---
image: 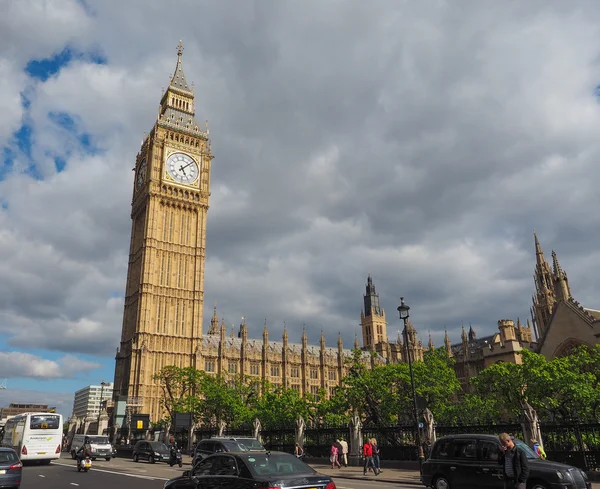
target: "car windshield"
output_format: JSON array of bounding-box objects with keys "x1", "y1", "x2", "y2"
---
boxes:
[
  {"x1": 514, "y1": 439, "x2": 539, "y2": 460},
  {"x1": 244, "y1": 453, "x2": 314, "y2": 476},
  {"x1": 223, "y1": 441, "x2": 249, "y2": 451},
  {"x1": 236, "y1": 439, "x2": 264, "y2": 450},
  {"x1": 149, "y1": 442, "x2": 169, "y2": 452},
  {"x1": 88, "y1": 436, "x2": 109, "y2": 444}
]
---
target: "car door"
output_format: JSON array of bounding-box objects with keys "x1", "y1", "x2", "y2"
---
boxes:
[
  {"x1": 211, "y1": 455, "x2": 256, "y2": 489},
  {"x1": 191, "y1": 456, "x2": 222, "y2": 489},
  {"x1": 446, "y1": 438, "x2": 479, "y2": 489},
  {"x1": 477, "y1": 439, "x2": 504, "y2": 488}
]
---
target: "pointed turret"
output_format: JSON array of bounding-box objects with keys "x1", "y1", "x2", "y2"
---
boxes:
[
  {"x1": 282, "y1": 322, "x2": 288, "y2": 345},
  {"x1": 354, "y1": 334, "x2": 360, "y2": 350},
  {"x1": 428, "y1": 333, "x2": 434, "y2": 351},
  {"x1": 337, "y1": 332, "x2": 343, "y2": 349},
  {"x1": 468, "y1": 325, "x2": 476, "y2": 342},
  {"x1": 302, "y1": 327, "x2": 308, "y2": 348},
  {"x1": 219, "y1": 321, "x2": 226, "y2": 342},
  {"x1": 551, "y1": 250, "x2": 572, "y2": 301},
  {"x1": 532, "y1": 232, "x2": 557, "y2": 335},
  {"x1": 170, "y1": 40, "x2": 191, "y2": 92},
  {"x1": 320, "y1": 330, "x2": 326, "y2": 350},
  {"x1": 208, "y1": 305, "x2": 219, "y2": 335},
  {"x1": 240, "y1": 317, "x2": 248, "y2": 342},
  {"x1": 262, "y1": 319, "x2": 268, "y2": 343},
  {"x1": 461, "y1": 324, "x2": 468, "y2": 342},
  {"x1": 444, "y1": 329, "x2": 452, "y2": 357},
  {"x1": 157, "y1": 40, "x2": 206, "y2": 137}
]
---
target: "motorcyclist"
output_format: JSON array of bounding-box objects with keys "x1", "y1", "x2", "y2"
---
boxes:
[
  {"x1": 169, "y1": 438, "x2": 180, "y2": 465},
  {"x1": 76, "y1": 437, "x2": 93, "y2": 467}
]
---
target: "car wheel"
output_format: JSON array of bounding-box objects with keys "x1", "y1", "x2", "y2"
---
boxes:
[
  {"x1": 433, "y1": 475, "x2": 451, "y2": 489},
  {"x1": 529, "y1": 481, "x2": 549, "y2": 489},
  {"x1": 178, "y1": 461, "x2": 182, "y2": 467},
  {"x1": 133, "y1": 454, "x2": 139, "y2": 462},
  {"x1": 149, "y1": 455, "x2": 155, "y2": 464}
]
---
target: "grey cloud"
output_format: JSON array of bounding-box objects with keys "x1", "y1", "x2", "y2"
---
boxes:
[{"x1": 1, "y1": 0, "x2": 600, "y2": 373}]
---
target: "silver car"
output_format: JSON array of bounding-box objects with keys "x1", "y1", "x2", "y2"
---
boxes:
[{"x1": 0, "y1": 447, "x2": 22, "y2": 488}]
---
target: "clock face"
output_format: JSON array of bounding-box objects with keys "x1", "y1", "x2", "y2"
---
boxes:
[
  {"x1": 136, "y1": 159, "x2": 147, "y2": 190},
  {"x1": 166, "y1": 152, "x2": 199, "y2": 185}
]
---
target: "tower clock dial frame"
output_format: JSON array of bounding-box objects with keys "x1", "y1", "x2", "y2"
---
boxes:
[
  {"x1": 165, "y1": 151, "x2": 200, "y2": 186},
  {"x1": 136, "y1": 158, "x2": 147, "y2": 191}
]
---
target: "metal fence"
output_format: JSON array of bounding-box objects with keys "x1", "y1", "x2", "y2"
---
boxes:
[
  {"x1": 190, "y1": 421, "x2": 600, "y2": 471},
  {"x1": 541, "y1": 423, "x2": 600, "y2": 470}
]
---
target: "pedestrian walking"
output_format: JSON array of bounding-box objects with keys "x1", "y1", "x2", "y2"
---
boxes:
[
  {"x1": 339, "y1": 438, "x2": 348, "y2": 467},
  {"x1": 372, "y1": 437, "x2": 381, "y2": 472},
  {"x1": 294, "y1": 443, "x2": 304, "y2": 458},
  {"x1": 363, "y1": 438, "x2": 380, "y2": 476},
  {"x1": 498, "y1": 433, "x2": 529, "y2": 489},
  {"x1": 530, "y1": 439, "x2": 546, "y2": 460},
  {"x1": 330, "y1": 441, "x2": 342, "y2": 469}
]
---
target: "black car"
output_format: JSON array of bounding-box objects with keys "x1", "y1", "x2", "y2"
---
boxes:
[
  {"x1": 166, "y1": 451, "x2": 336, "y2": 489},
  {"x1": 0, "y1": 447, "x2": 22, "y2": 488},
  {"x1": 192, "y1": 438, "x2": 251, "y2": 466},
  {"x1": 132, "y1": 440, "x2": 171, "y2": 464},
  {"x1": 421, "y1": 434, "x2": 591, "y2": 489}
]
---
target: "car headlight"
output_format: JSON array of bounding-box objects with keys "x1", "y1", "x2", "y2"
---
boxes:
[
  {"x1": 556, "y1": 471, "x2": 564, "y2": 480},
  {"x1": 155, "y1": 452, "x2": 161, "y2": 456},
  {"x1": 91, "y1": 448, "x2": 97, "y2": 452}
]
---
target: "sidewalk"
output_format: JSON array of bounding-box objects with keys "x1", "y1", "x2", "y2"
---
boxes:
[{"x1": 298, "y1": 463, "x2": 422, "y2": 486}]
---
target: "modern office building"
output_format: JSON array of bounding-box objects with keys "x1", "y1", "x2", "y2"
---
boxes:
[{"x1": 72, "y1": 382, "x2": 113, "y2": 419}]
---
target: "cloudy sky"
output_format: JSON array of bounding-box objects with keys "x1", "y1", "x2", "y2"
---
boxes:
[{"x1": 1, "y1": 0, "x2": 600, "y2": 417}]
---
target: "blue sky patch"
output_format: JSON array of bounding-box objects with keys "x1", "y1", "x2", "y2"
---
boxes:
[
  {"x1": 55, "y1": 157, "x2": 67, "y2": 173},
  {"x1": 25, "y1": 49, "x2": 73, "y2": 82},
  {"x1": 25, "y1": 47, "x2": 107, "y2": 82}
]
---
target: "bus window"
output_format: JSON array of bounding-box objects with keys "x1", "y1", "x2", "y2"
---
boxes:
[{"x1": 30, "y1": 415, "x2": 60, "y2": 430}]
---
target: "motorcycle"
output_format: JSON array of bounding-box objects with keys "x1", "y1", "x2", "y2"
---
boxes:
[
  {"x1": 77, "y1": 457, "x2": 92, "y2": 472},
  {"x1": 169, "y1": 447, "x2": 183, "y2": 468}
]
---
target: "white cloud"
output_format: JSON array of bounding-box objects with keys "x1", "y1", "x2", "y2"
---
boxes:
[{"x1": 0, "y1": 352, "x2": 100, "y2": 380}]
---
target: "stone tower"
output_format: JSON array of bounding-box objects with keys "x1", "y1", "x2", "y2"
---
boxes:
[
  {"x1": 531, "y1": 232, "x2": 573, "y2": 340},
  {"x1": 360, "y1": 275, "x2": 388, "y2": 350},
  {"x1": 113, "y1": 41, "x2": 213, "y2": 421}
]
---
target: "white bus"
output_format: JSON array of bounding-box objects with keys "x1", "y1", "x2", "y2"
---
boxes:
[{"x1": 1, "y1": 412, "x2": 63, "y2": 463}]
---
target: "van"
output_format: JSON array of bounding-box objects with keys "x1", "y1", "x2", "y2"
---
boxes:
[{"x1": 70, "y1": 434, "x2": 113, "y2": 461}]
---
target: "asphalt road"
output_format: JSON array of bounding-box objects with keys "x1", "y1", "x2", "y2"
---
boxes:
[{"x1": 18, "y1": 457, "x2": 425, "y2": 489}]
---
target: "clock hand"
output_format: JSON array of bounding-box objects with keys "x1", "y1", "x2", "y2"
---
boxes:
[
  {"x1": 179, "y1": 165, "x2": 188, "y2": 176},
  {"x1": 181, "y1": 161, "x2": 195, "y2": 170}
]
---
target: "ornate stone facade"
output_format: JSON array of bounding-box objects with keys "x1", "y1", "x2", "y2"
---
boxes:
[{"x1": 203, "y1": 310, "x2": 376, "y2": 399}]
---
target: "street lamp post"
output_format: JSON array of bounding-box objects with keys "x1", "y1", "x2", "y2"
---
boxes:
[
  {"x1": 97, "y1": 380, "x2": 106, "y2": 435},
  {"x1": 397, "y1": 297, "x2": 424, "y2": 474}
]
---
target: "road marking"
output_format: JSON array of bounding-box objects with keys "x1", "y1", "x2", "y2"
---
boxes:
[
  {"x1": 70, "y1": 484, "x2": 79, "y2": 487},
  {"x1": 38, "y1": 475, "x2": 46, "y2": 478},
  {"x1": 51, "y1": 462, "x2": 169, "y2": 481}
]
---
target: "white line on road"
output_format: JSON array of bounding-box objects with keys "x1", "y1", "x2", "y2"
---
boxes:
[
  {"x1": 51, "y1": 462, "x2": 169, "y2": 481},
  {"x1": 38, "y1": 475, "x2": 46, "y2": 477},
  {"x1": 70, "y1": 484, "x2": 79, "y2": 486}
]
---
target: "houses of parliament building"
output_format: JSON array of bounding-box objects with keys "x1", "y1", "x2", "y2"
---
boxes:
[{"x1": 112, "y1": 43, "x2": 600, "y2": 423}]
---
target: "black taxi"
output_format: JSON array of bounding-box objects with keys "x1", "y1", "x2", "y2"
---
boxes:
[{"x1": 421, "y1": 434, "x2": 591, "y2": 489}]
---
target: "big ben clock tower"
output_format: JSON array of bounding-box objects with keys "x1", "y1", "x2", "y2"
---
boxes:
[{"x1": 113, "y1": 41, "x2": 212, "y2": 422}]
